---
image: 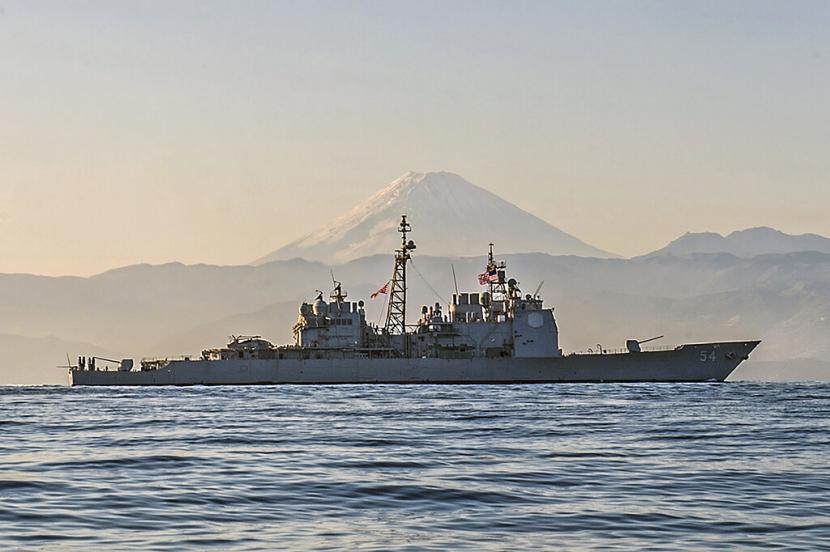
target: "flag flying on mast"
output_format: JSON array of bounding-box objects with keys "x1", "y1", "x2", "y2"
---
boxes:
[
  {"x1": 478, "y1": 269, "x2": 499, "y2": 285},
  {"x1": 370, "y1": 281, "x2": 390, "y2": 300}
]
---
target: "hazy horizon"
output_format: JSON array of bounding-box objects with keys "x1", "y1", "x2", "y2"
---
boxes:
[{"x1": 2, "y1": 1, "x2": 829, "y2": 276}]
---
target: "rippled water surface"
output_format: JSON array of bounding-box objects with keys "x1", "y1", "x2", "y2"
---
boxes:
[{"x1": 1, "y1": 384, "x2": 829, "y2": 550}]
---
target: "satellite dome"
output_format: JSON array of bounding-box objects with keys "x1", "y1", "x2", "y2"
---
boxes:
[{"x1": 313, "y1": 298, "x2": 328, "y2": 316}]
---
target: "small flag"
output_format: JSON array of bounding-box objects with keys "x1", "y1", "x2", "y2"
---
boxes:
[
  {"x1": 478, "y1": 270, "x2": 499, "y2": 285},
  {"x1": 371, "y1": 281, "x2": 390, "y2": 300}
]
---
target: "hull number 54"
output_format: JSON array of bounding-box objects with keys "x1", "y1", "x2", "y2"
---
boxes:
[{"x1": 699, "y1": 350, "x2": 716, "y2": 362}]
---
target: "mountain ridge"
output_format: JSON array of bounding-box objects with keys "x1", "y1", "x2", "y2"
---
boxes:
[{"x1": 643, "y1": 227, "x2": 830, "y2": 259}]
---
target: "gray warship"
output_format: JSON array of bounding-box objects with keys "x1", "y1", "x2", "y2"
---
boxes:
[{"x1": 70, "y1": 216, "x2": 759, "y2": 386}]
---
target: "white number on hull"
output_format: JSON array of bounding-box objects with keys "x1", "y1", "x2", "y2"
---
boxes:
[{"x1": 699, "y1": 350, "x2": 716, "y2": 362}]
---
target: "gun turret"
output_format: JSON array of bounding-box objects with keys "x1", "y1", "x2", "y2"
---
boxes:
[{"x1": 626, "y1": 335, "x2": 664, "y2": 353}]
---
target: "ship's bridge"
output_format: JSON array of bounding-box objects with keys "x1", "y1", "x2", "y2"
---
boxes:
[{"x1": 293, "y1": 288, "x2": 367, "y2": 349}]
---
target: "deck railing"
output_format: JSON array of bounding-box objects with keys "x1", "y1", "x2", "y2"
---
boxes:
[{"x1": 571, "y1": 344, "x2": 677, "y2": 355}]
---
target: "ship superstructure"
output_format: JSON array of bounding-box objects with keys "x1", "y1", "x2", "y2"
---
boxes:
[
  {"x1": 70, "y1": 216, "x2": 760, "y2": 385},
  {"x1": 286, "y1": 216, "x2": 561, "y2": 362}
]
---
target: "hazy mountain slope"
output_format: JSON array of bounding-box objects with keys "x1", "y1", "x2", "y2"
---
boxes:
[
  {"x1": 733, "y1": 359, "x2": 830, "y2": 382},
  {"x1": 2, "y1": 250, "x2": 830, "y2": 383},
  {"x1": 0, "y1": 334, "x2": 122, "y2": 385},
  {"x1": 151, "y1": 300, "x2": 299, "y2": 356},
  {"x1": 255, "y1": 171, "x2": 616, "y2": 264},
  {"x1": 0, "y1": 259, "x2": 330, "y2": 352},
  {"x1": 644, "y1": 227, "x2": 830, "y2": 258}
]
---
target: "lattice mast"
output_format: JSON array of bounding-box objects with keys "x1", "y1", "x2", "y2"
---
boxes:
[
  {"x1": 384, "y1": 215, "x2": 416, "y2": 338},
  {"x1": 486, "y1": 243, "x2": 508, "y2": 314}
]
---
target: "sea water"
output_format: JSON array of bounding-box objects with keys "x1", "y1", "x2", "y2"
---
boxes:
[{"x1": 1, "y1": 383, "x2": 828, "y2": 550}]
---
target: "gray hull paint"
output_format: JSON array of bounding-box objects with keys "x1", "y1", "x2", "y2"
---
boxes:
[{"x1": 70, "y1": 341, "x2": 759, "y2": 386}]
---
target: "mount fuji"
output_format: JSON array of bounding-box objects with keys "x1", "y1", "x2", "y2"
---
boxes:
[{"x1": 254, "y1": 171, "x2": 616, "y2": 264}]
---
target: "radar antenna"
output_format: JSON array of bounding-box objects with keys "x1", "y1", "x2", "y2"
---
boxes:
[
  {"x1": 384, "y1": 215, "x2": 416, "y2": 344},
  {"x1": 330, "y1": 269, "x2": 346, "y2": 303}
]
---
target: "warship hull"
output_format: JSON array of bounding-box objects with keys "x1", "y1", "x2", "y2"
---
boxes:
[{"x1": 70, "y1": 341, "x2": 759, "y2": 386}]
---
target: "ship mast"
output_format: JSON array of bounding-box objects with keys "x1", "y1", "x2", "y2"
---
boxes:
[
  {"x1": 486, "y1": 243, "x2": 507, "y2": 319},
  {"x1": 384, "y1": 215, "x2": 415, "y2": 340},
  {"x1": 487, "y1": 242, "x2": 496, "y2": 299}
]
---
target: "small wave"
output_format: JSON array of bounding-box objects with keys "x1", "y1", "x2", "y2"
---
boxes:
[
  {"x1": 0, "y1": 479, "x2": 69, "y2": 492},
  {"x1": 42, "y1": 454, "x2": 196, "y2": 470}
]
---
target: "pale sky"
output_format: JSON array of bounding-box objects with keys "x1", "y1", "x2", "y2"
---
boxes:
[{"x1": 1, "y1": 0, "x2": 828, "y2": 276}]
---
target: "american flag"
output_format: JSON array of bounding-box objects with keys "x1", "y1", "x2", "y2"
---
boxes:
[
  {"x1": 370, "y1": 281, "x2": 390, "y2": 300},
  {"x1": 478, "y1": 270, "x2": 499, "y2": 285}
]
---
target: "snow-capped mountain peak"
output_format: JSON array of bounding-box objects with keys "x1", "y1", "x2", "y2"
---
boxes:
[{"x1": 254, "y1": 171, "x2": 617, "y2": 264}]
